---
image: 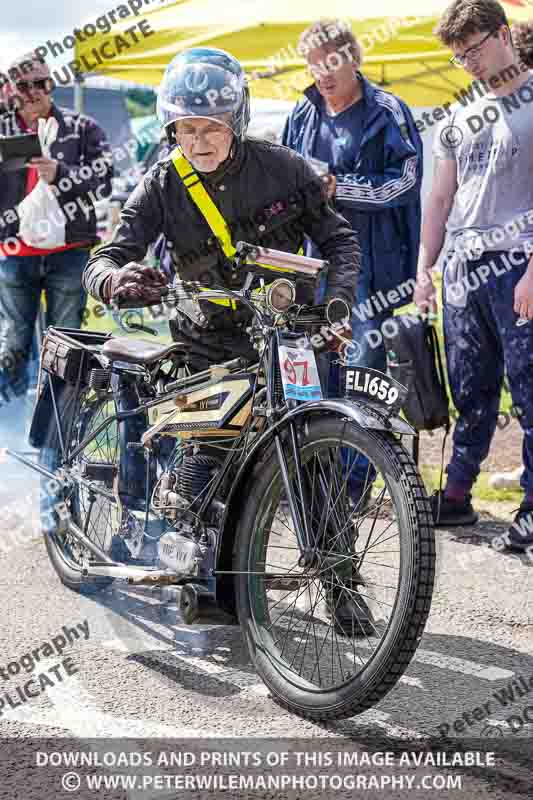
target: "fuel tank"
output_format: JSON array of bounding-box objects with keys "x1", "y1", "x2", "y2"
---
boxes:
[{"x1": 145, "y1": 373, "x2": 256, "y2": 440}]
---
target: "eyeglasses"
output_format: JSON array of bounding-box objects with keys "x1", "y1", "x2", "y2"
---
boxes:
[
  {"x1": 15, "y1": 79, "x2": 50, "y2": 94},
  {"x1": 176, "y1": 124, "x2": 230, "y2": 140},
  {"x1": 449, "y1": 30, "x2": 497, "y2": 67}
]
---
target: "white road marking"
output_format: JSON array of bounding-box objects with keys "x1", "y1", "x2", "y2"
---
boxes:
[
  {"x1": 101, "y1": 642, "x2": 269, "y2": 696},
  {"x1": 175, "y1": 654, "x2": 426, "y2": 714},
  {"x1": 3, "y1": 657, "x2": 217, "y2": 800},
  {"x1": 101, "y1": 637, "x2": 173, "y2": 653},
  {"x1": 486, "y1": 718, "x2": 533, "y2": 732},
  {"x1": 104, "y1": 642, "x2": 271, "y2": 697},
  {"x1": 245, "y1": 684, "x2": 271, "y2": 697},
  {"x1": 2, "y1": 658, "x2": 212, "y2": 738},
  {"x1": 102, "y1": 623, "x2": 510, "y2": 718},
  {"x1": 175, "y1": 654, "x2": 266, "y2": 693},
  {"x1": 93, "y1": 614, "x2": 513, "y2": 744},
  {"x1": 349, "y1": 640, "x2": 514, "y2": 681},
  {"x1": 277, "y1": 614, "x2": 514, "y2": 680},
  {"x1": 412, "y1": 650, "x2": 514, "y2": 681},
  {"x1": 347, "y1": 709, "x2": 429, "y2": 740},
  {"x1": 5, "y1": 635, "x2": 512, "y2": 748},
  {"x1": 175, "y1": 655, "x2": 226, "y2": 674},
  {"x1": 398, "y1": 675, "x2": 425, "y2": 689},
  {"x1": 344, "y1": 652, "x2": 425, "y2": 689}
]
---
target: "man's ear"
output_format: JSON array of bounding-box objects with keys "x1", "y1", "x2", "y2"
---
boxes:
[
  {"x1": 501, "y1": 25, "x2": 511, "y2": 46},
  {"x1": 167, "y1": 124, "x2": 177, "y2": 145}
]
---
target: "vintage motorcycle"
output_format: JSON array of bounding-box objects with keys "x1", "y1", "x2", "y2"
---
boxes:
[{"x1": 9, "y1": 243, "x2": 435, "y2": 721}]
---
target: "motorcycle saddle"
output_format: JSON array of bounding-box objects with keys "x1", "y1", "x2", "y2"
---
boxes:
[{"x1": 102, "y1": 337, "x2": 191, "y2": 366}]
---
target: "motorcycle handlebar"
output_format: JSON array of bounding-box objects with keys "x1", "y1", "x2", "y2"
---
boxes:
[
  {"x1": 290, "y1": 298, "x2": 350, "y2": 326},
  {"x1": 109, "y1": 283, "x2": 350, "y2": 329},
  {"x1": 110, "y1": 287, "x2": 170, "y2": 311}
]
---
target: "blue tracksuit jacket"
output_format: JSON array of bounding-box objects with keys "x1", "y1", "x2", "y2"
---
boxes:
[{"x1": 282, "y1": 74, "x2": 423, "y2": 310}]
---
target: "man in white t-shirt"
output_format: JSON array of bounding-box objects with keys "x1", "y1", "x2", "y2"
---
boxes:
[{"x1": 414, "y1": 0, "x2": 533, "y2": 553}]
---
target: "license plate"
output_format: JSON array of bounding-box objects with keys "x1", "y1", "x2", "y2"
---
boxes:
[
  {"x1": 344, "y1": 366, "x2": 407, "y2": 409},
  {"x1": 278, "y1": 344, "x2": 323, "y2": 402}
]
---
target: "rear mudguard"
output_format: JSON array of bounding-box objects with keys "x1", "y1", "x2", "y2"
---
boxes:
[{"x1": 214, "y1": 398, "x2": 416, "y2": 616}]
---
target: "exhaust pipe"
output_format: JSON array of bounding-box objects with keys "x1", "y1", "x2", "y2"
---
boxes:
[
  {"x1": 83, "y1": 562, "x2": 179, "y2": 584},
  {"x1": 179, "y1": 583, "x2": 234, "y2": 624}
]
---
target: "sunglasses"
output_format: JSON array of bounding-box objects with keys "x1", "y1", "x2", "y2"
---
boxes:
[{"x1": 15, "y1": 79, "x2": 50, "y2": 94}]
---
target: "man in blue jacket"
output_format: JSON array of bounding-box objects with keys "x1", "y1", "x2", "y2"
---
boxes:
[{"x1": 283, "y1": 18, "x2": 423, "y2": 502}]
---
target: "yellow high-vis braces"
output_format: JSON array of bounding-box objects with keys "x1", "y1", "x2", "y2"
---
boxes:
[{"x1": 172, "y1": 148, "x2": 295, "y2": 310}]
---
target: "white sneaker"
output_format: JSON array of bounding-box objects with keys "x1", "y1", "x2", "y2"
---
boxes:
[{"x1": 488, "y1": 467, "x2": 522, "y2": 490}]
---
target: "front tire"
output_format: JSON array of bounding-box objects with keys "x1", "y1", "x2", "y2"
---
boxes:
[{"x1": 234, "y1": 415, "x2": 435, "y2": 720}]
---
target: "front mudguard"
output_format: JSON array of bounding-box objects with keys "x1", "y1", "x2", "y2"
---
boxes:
[
  {"x1": 213, "y1": 397, "x2": 415, "y2": 616},
  {"x1": 307, "y1": 398, "x2": 416, "y2": 437},
  {"x1": 225, "y1": 397, "x2": 415, "y2": 523}
]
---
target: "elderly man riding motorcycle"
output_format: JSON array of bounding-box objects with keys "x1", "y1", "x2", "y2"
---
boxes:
[
  {"x1": 83, "y1": 47, "x2": 360, "y2": 369},
  {"x1": 81, "y1": 47, "x2": 371, "y2": 633}
]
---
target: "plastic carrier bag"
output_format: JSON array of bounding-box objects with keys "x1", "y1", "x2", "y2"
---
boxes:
[{"x1": 17, "y1": 116, "x2": 66, "y2": 249}]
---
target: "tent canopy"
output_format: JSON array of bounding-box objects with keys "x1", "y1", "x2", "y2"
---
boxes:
[{"x1": 75, "y1": 0, "x2": 533, "y2": 106}]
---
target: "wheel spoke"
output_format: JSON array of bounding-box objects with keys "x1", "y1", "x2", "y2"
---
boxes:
[{"x1": 58, "y1": 394, "x2": 121, "y2": 570}]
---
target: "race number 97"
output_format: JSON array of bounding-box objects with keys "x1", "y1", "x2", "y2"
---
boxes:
[{"x1": 283, "y1": 357, "x2": 309, "y2": 386}]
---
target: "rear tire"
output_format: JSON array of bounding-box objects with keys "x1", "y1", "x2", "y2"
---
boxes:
[
  {"x1": 42, "y1": 389, "x2": 120, "y2": 593},
  {"x1": 234, "y1": 415, "x2": 435, "y2": 720}
]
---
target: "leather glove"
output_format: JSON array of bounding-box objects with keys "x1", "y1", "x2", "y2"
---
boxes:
[
  {"x1": 327, "y1": 322, "x2": 352, "y2": 353},
  {"x1": 103, "y1": 263, "x2": 167, "y2": 306}
]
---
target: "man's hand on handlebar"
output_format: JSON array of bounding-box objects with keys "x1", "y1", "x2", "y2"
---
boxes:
[
  {"x1": 327, "y1": 319, "x2": 352, "y2": 353},
  {"x1": 104, "y1": 263, "x2": 168, "y2": 307}
]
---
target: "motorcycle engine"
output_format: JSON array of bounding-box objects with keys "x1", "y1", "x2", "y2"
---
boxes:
[
  {"x1": 158, "y1": 528, "x2": 216, "y2": 575},
  {"x1": 154, "y1": 450, "x2": 222, "y2": 576},
  {"x1": 155, "y1": 452, "x2": 222, "y2": 521}
]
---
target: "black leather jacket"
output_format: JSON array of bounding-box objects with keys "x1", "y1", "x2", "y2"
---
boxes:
[{"x1": 83, "y1": 137, "x2": 360, "y2": 325}]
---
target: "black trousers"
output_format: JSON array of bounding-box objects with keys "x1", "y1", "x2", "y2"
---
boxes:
[{"x1": 170, "y1": 315, "x2": 258, "y2": 372}]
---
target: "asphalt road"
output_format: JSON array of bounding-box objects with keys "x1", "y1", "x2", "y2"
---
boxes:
[{"x1": 0, "y1": 402, "x2": 532, "y2": 800}]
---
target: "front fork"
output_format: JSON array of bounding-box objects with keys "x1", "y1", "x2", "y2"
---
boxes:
[{"x1": 268, "y1": 334, "x2": 352, "y2": 568}]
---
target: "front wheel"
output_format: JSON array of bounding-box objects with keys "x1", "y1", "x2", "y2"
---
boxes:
[{"x1": 234, "y1": 415, "x2": 435, "y2": 720}]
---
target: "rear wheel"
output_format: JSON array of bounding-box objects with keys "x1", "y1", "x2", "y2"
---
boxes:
[
  {"x1": 234, "y1": 415, "x2": 435, "y2": 720},
  {"x1": 42, "y1": 389, "x2": 125, "y2": 592}
]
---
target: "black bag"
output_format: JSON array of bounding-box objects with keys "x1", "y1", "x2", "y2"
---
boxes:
[
  {"x1": 30, "y1": 327, "x2": 112, "y2": 449},
  {"x1": 382, "y1": 314, "x2": 450, "y2": 431},
  {"x1": 40, "y1": 327, "x2": 113, "y2": 384},
  {"x1": 41, "y1": 329, "x2": 86, "y2": 384}
]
